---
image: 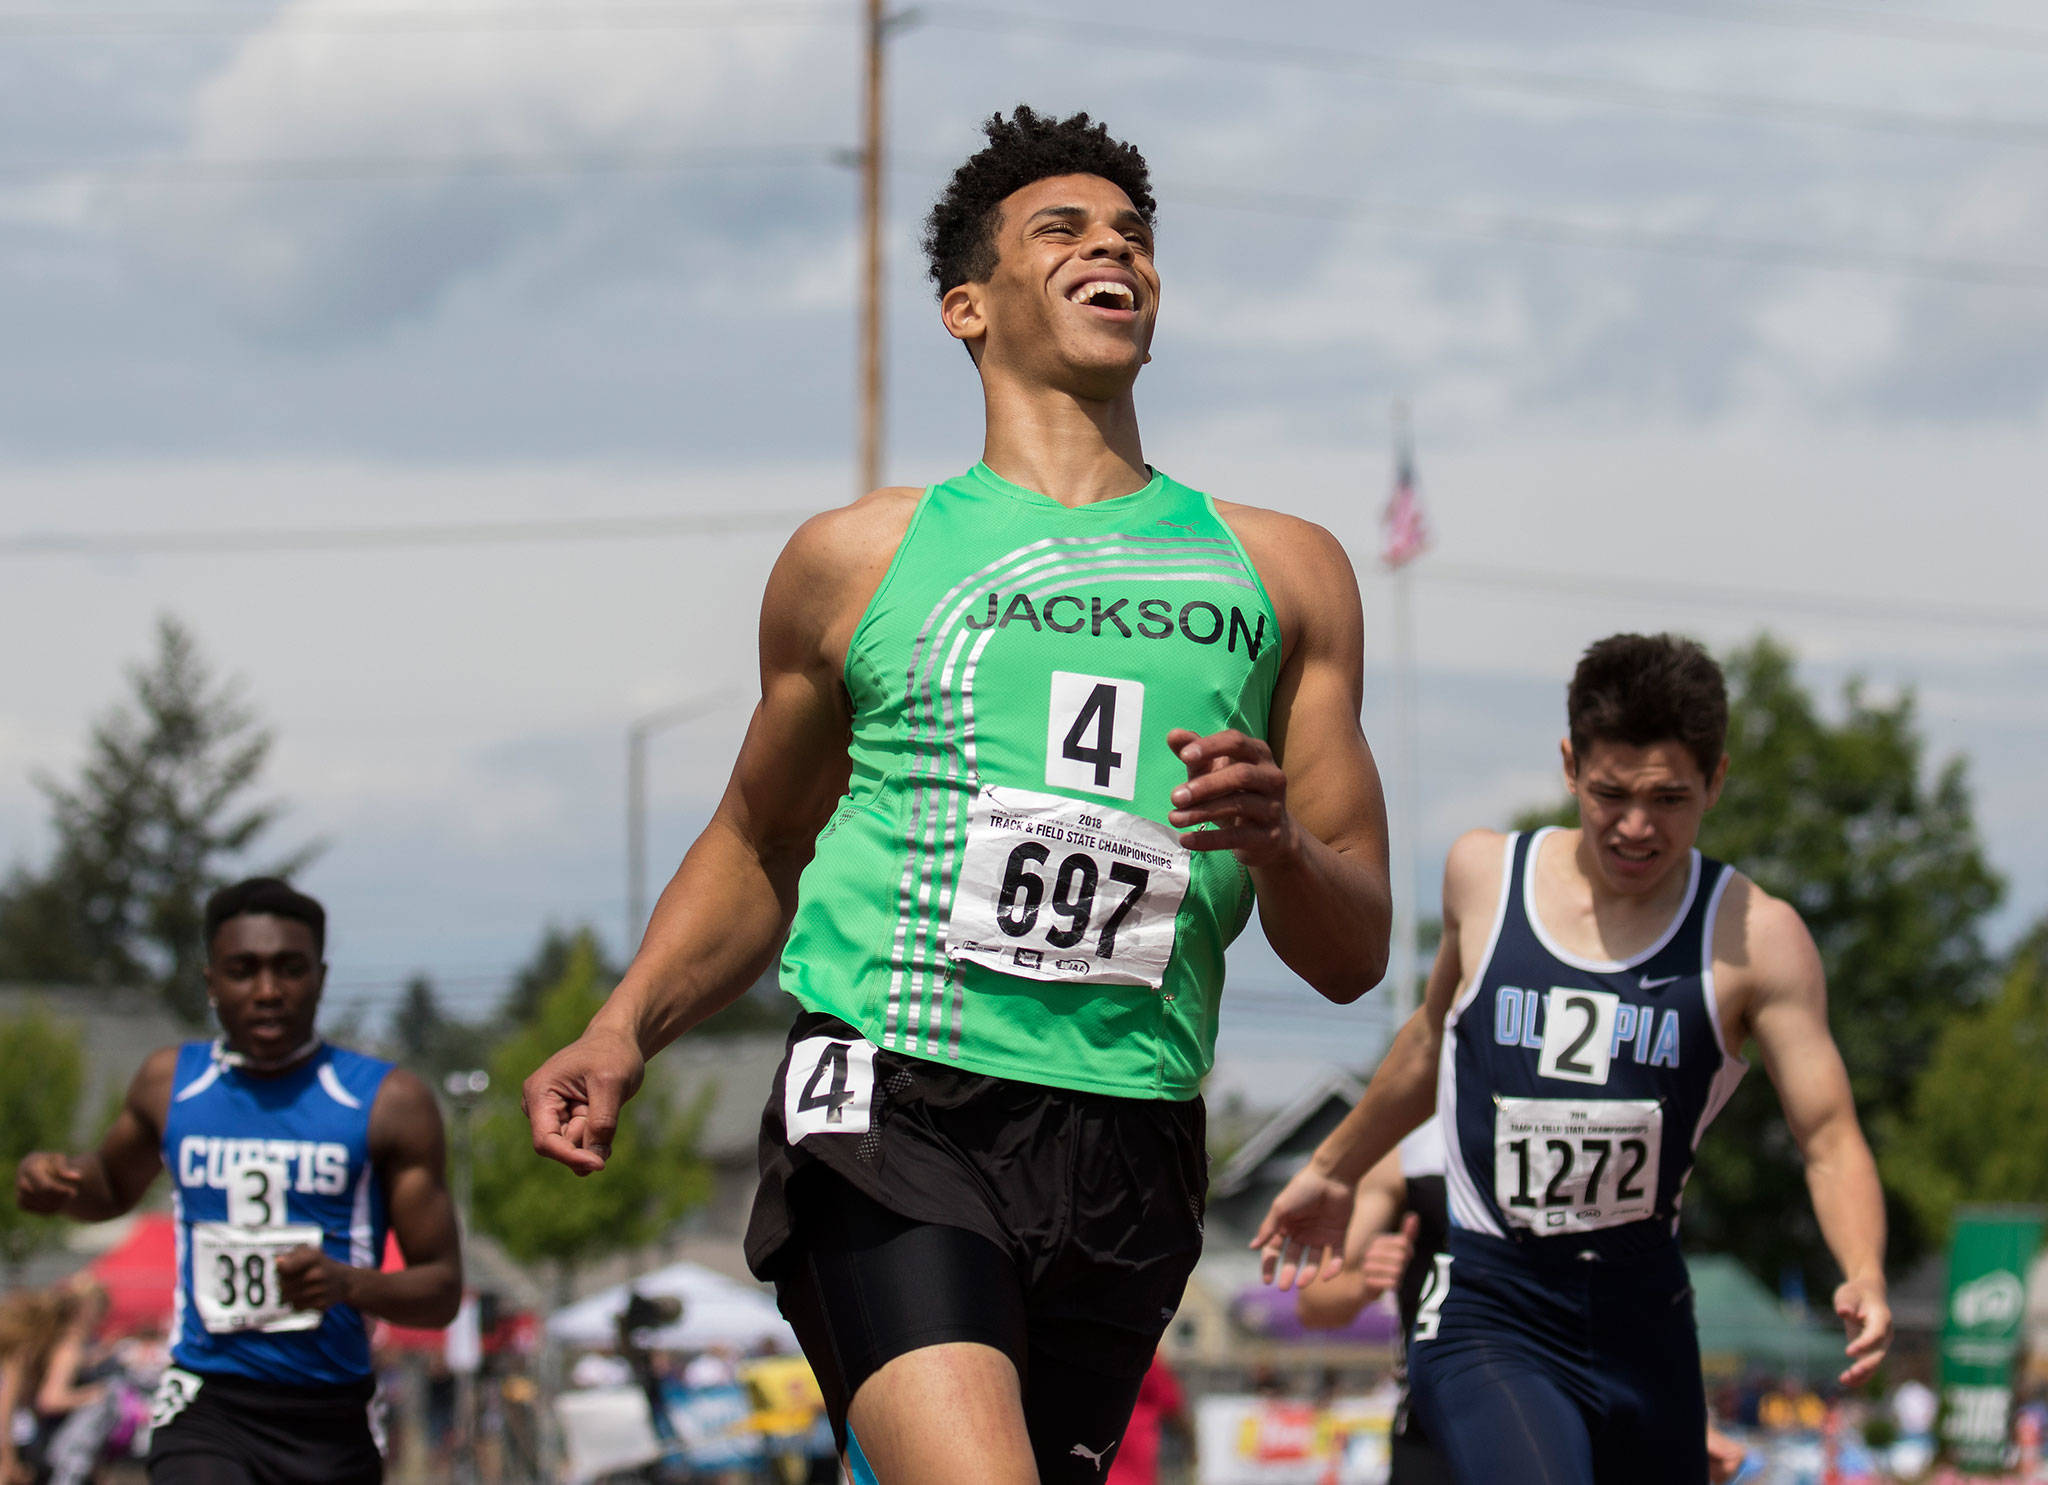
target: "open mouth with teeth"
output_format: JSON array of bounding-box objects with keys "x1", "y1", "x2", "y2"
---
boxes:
[{"x1": 1068, "y1": 280, "x2": 1137, "y2": 312}]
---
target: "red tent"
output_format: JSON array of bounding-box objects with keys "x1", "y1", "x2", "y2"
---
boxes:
[{"x1": 86, "y1": 1213, "x2": 178, "y2": 1337}]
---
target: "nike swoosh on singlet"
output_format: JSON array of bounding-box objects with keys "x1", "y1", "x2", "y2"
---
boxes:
[{"x1": 1639, "y1": 974, "x2": 1681, "y2": 990}]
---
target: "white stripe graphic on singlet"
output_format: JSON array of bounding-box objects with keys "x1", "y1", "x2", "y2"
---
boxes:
[
  {"x1": 319, "y1": 1062, "x2": 363, "y2": 1109},
  {"x1": 1439, "y1": 833, "x2": 1518, "y2": 1239},
  {"x1": 173, "y1": 1062, "x2": 221, "y2": 1103},
  {"x1": 349, "y1": 1162, "x2": 375, "y2": 1267},
  {"x1": 880, "y1": 532, "x2": 1249, "y2": 1048},
  {"x1": 929, "y1": 558, "x2": 1259, "y2": 1054},
  {"x1": 885, "y1": 539, "x2": 1251, "y2": 1047},
  {"x1": 1677, "y1": 866, "x2": 1748, "y2": 1227},
  {"x1": 169, "y1": 1185, "x2": 187, "y2": 1346},
  {"x1": 894, "y1": 549, "x2": 1258, "y2": 1053}
]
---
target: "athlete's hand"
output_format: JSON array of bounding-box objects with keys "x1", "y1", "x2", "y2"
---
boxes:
[
  {"x1": 1356, "y1": 1213, "x2": 1421, "y2": 1300},
  {"x1": 1705, "y1": 1425, "x2": 1747, "y2": 1483},
  {"x1": 14, "y1": 1152, "x2": 83, "y2": 1215},
  {"x1": 1165, "y1": 729, "x2": 1299, "y2": 868},
  {"x1": 1833, "y1": 1275, "x2": 1891, "y2": 1387},
  {"x1": 1251, "y1": 1161, "x2": 1355, "y2": 1290},
  {"x1": 275, "y1": 1246, "x2": 355, "y2": 1312},
  {"x1": 523, "y1": 1024, "x2": 646, "y2": 1176}
]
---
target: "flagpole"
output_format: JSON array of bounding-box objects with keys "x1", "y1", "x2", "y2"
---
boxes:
[{"x1": 1387, "y1": 401, "x2": 1422, "y2": 1032}]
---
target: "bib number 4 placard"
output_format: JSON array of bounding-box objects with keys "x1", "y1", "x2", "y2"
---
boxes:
[
  {"x1": 1045, "y1": 672, "x2": 1143, "y2": 801},
  {"x1": 944, "y1": 786, "x2": 1189, "y2": 988}
]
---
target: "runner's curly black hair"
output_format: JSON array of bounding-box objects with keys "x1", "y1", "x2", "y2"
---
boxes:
[{"x1": 923, "y1": 106, "x2": 1155, "y2": 299}]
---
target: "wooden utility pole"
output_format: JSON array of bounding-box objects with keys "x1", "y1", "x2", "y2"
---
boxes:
[{"x1": 858, "y1": 0, "x2": 885, "y2": 494}]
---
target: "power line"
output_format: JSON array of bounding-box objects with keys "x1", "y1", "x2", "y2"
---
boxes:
[
  {"x1": 0, "y1": 509, "x2": 809, "y2": 556},
  {"x1": 6, "y1": 508, "x2": 2043, "y2": 637},
  {"x1": 7, "y1": 141, "x2": 2039, "y2": 291},
  {"x1": 924, "y1": 5, "x2": 2048, "y2": 150},
  {"x1": 1164, "y1": 179, "x2": 2048, "y2": 290},
  {"x1": 11, "y1": 2, "x2": 2048, "y2": 151},
  {"x1": 0, "y1": 2, "x2": 843, "y2": 35},
  {"x1": 0, "y1": 146, "x2": 838, "y2": 183},
  {"x1": 1554, "y1": 0, "x2": 2048, "y2": 55},
  {"x1": 1408, "y1": 561, "x2": 2048, "y2": 635}
]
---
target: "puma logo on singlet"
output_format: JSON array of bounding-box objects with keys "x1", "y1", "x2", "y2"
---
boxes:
[
  {"x1": 1070, "y1": 1441, "x2": 1113, "y2": 1470},
  {"x1": 1155, "y1": 519, "x2": 1197, "y2": 532}
]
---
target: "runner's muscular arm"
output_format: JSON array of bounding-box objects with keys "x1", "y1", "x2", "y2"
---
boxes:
[
  {"x1": 1253, "y1": 831, "x2": 1499, "y2": 1287},
  {"x1": 524, "y1": 491, "x2": 916, "y2": 1175},
  {"x1": 277, "y1": 1069, "x2": 463, "y2": 1327},
  {"x1": 13, "y1": 1047, "x2": 173, "y2": 1223},
  {"x1": 1178, "y1": 512, "x2": 1390, "y2": 1000},
  {"x1": 1729, "y1": 879, "x2": 1890, "y2": 1387}
]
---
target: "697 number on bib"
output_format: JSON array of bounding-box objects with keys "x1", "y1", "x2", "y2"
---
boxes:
[{"x1": 944, "y1": 786, "x2": 1189, "y2": 988}]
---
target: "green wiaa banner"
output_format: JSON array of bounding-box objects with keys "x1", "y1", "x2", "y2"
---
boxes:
[{"x1": 1938, "y1": 1206, "x2": 2043, "y2": 1473}]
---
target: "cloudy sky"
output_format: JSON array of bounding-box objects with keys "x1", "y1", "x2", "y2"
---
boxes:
[{"x1": 3, "y1": 0, "x2": 2044, "y2": 1100}]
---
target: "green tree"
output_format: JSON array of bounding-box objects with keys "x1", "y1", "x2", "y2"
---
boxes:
[
  {"x1": 500, "y1": 926, "x2": 617, "y2": 1027},
  {"x1": 0, "y1": 617, "x2": 312, "y2": 1021},
  {"x1": 1517, "y1": 636, "x2": 2003, "y2": 1285},
  {"x1": 469, "y1": 939, "x2": 710, "y2": 1297},
  {"x1": 1884, "y1": 920, "x2": 2048, "y2": 1241},
  {"x1": 0, "y1": 1009, "x2": 86, "y2": 1282},
  {"x1": 389, "y1": 974, "x2": 494, "y2": 1083},
  {"x1": 501, "y1": 923, "x2": 795, "y2": 1036}
]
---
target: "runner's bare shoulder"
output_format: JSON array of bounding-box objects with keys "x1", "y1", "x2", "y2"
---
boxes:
[
  {"x1": 129, "y1": 1044, "x2": 184, "y2": 1130},
  {"x1": 1209, "y1": 502, "x2": 1355, "y2": 658},
  {"x1": 766, "y1": 487, "x2": 924, "y2": 666},
  {"x1": 1444, "y1": 828, "x2": 1511, "y2": 923}
]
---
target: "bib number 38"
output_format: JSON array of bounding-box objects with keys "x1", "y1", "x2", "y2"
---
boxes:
[{"x1": 944, "y1": 786, "x2": 1189, "y2": 988}]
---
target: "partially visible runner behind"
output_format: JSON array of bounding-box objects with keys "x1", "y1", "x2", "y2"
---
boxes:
[
  {"x1": 1255, "y1": 634, "x2": 1889, "y2": 1485},
  {"x1": 1298, "y1": 1119, "x2": 1750, "y2": 1484},
  {"x1": 1294, "y1": 1120, "x2": 1451, "y2": 1485},
  {"x1": 524, "y1": 106, "x2": 1393, "y2": 1484},
  {"x1": 15, "y1": 878, "x2": 463, "y2": 1485}
]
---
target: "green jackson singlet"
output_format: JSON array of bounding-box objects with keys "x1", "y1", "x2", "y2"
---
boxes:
[{"x1": 780, "y1": 462, "x2": 1283, "y2": 1099}]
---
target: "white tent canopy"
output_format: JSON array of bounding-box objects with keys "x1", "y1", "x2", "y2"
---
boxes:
[{"x1": 545, "y1": 1262, "x2": 798, "y2": 1355}]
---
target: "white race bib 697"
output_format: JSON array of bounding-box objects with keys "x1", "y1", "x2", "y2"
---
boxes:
[
  {"x1": 1493, "y1": 1097, "x2": 1662, "y2": 1236},
  {"x1": 191, "y1": 1223, "x2": 324, "y2": 1334},
  {"x1": 943, "y1": 786, "x2": 1188, "y2": 988}
]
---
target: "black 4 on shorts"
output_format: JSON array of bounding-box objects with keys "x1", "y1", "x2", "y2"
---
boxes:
[
  {"x1": 147, "y1": 1367, "x2": 382, "y2": 1485},
  {"x1": 745, "y1": 1011, "x2": 1207, "y2": 1483}
]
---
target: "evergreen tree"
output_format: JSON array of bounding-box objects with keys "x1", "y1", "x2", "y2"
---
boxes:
[{"x1": 0, "y1": 617, "x2": 312, "y2": 1021}]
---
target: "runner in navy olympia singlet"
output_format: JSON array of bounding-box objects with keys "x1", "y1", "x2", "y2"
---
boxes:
[
  {"x1": 15, "y1": 879, "x2": 462, "y2": 1485},
  {"x1": 1254, "y1": 634, "x2": 1891, "y2": 1485}
]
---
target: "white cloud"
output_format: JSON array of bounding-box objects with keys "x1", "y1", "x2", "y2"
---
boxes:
[{"x1": 122, "y1": 1, "x2": 857, "y2": 335}]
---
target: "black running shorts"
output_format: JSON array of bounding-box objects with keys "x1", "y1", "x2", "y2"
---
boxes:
[
  {"x1": 745, "y1": 1011, "x2": 1207, "y2": 1480},
  {"x1": 147, "y1": 1367, "x2": 382, "y2": 1485}
]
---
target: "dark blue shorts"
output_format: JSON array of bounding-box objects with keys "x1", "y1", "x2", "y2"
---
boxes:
[{"x1": 1408, "y1": 1230, "x2": 1706, "y2": 1485}]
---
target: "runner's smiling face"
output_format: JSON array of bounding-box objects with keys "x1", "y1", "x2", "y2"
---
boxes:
[
  {"x1": 207, "y1": 913, "x2": 325, "y2": 1061},
  {"x1": 1562, "y1": 737, "x2": 1727, "y2": 896},
  {"x1": 944, "y1": 173, "x2": 1159, "y2": 399}
]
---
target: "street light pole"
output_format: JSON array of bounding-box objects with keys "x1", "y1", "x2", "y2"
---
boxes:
[{"x1": 625, "y1": 691, "x2": 738, "y2": 955}]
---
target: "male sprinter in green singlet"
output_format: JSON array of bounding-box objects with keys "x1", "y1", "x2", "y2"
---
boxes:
[{"x1": 524, "y1": 107, "x2": 1393, "y2": 1484}]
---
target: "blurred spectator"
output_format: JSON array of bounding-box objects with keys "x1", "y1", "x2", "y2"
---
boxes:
[
  {"x1": 0, "y1": 1281, "x2": 106, "y2": 1485},
  {"x1": 1105, "y1": 1356, "x2": 1186, "y2": 1485},
  {"x1": 1890, "y1": 1375, "x2": 1937, "y2": 1437}
]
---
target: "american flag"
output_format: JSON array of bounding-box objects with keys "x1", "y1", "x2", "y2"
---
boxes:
[{"x1": 1379, "y1": 432, "x2": 1430, "y2": 570}]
